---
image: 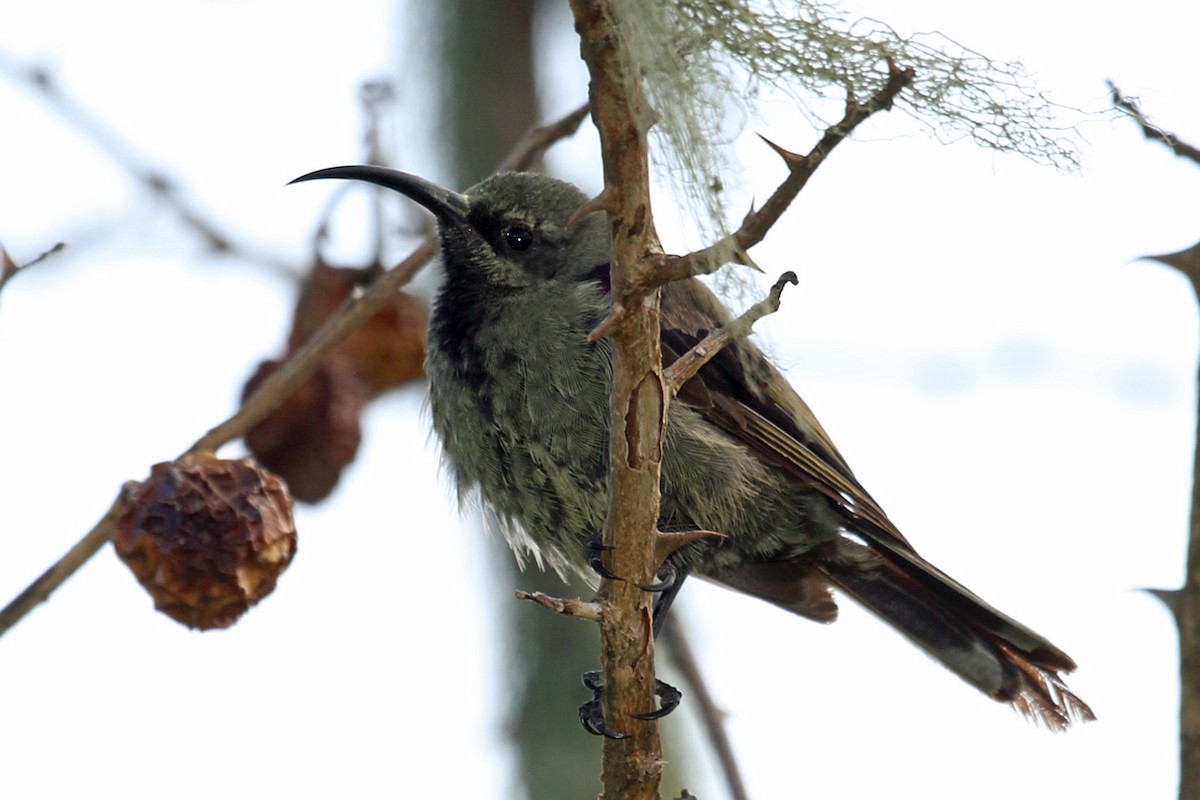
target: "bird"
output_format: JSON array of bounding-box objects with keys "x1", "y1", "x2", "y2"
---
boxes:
[{"x1": 290, "y1": 165, "x2": 1095, "y2": 731}]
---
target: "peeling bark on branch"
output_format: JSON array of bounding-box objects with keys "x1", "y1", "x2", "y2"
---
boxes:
[{"x1": 570, "y1": 0, "x2": 669, "y2": 796}]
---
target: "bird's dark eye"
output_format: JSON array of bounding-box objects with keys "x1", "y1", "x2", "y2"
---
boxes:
[{"x1": 505, "y1": 226, "x2": 533, "y2": 252}]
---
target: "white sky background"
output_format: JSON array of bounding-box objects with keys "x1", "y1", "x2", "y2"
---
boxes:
[{"x1": 0, "y1": 1, "x2": 1197, "y2": 798}]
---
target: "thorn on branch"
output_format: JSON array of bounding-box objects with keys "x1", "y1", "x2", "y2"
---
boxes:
[
  {"x1": 516, "y1": 590, "x2": 603, "y2": 622},
  {"x1": 1141, "y1": 240, "x2": 1200, "y2": 286},
  {"x1": 757, "y1": 133, "x2": 806, "y2": 169},
  {"x1": 588, "y1": 305, "x2": 626, "y2": 342},
  {"x1": 568, "y1": 184, "x2": 619, "y2": 229},
  {"x1": 1140, "y1": 586, "x2": 1181, "y2": 623},
  {"x1": 656, "y1": 530, "x2": 725, "y2": 565},
  {"x1": 664, "y1": 271, "x2": 799, "y2": 396},
  {"x1": 740, "y1": 200, "x2": 756, "y2": 228}
]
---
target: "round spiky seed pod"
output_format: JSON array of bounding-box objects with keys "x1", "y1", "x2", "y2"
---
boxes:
[{"x1": 114, "y1": 453, "x2": 297, "y2": 630}]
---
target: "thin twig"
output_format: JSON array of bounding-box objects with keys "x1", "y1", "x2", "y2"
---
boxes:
[
  {"x1": 660, "y1": 615, "x2": 748, "y2": 800},
  {"x1": 0, "y1": 57, "x2": 296, "y2": 278},
  {"x1": 0, "y1": 483, "x2": 135, "y2": 635},
  {"x1": 360, "y1": 80, "x2": 397, "y2": 269},
  {"x1": 0, "y1": 103, "x2": 590, "y2": 638},
  {"x1": 188, "y1": 240, "x2": 435, "y2": 454},
  {"x1": 496, "y1": 103, "x2": 590, "y2": 172},
  {"x1": 515, "y1": 591, "x2": 603, "y2": 622},
  {"x1": 1110, "y1": 80, "x2": 1200, "y2": 166},
  {"x1": 652, "y1": 61, "x2": 914, "y2": 285},
  {"x1": 0, "y1": 241, "x2": 66, "y2": 297},
  {"x1": 664, "y1": 271, "x2": 798, "y2": 396}
]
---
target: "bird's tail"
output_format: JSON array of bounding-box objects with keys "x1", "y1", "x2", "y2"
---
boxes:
[
  {"x1": 715, "y1": 534, "x2": 1094, "y2": 729},
  {"x1": 816, "y1": 534, "x2": 1094, "y2": 729}
]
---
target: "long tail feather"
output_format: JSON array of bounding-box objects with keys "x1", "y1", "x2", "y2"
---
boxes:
[{"x1": 814, "y1": 536, "x2": 1095, "y2": 729}]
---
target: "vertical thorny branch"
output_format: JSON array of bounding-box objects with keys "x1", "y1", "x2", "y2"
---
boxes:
[
  {"x1": 1112, "y1": 81, "x2": 1200, "y2": 800},
  {"x1": 570, "y1": 1, "x2": 671, "y2": 797}
]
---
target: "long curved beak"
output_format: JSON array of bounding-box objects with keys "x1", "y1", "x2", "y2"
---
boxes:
[{"x1": 289, "y1": 166, "x2": 470, "y2": 224}]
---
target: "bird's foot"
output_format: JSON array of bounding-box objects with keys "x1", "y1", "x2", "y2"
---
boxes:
[
  {"x1": 586, "y1": 533, "x2": 622, "y2": 581},
  {"x1": 578, "y1": 669, "x2": 682, "y2": 738}
]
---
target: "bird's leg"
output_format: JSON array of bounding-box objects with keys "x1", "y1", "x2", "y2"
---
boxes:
[
  {"x1": 639, "y1": 566, "x2": 686, "y2": 718},
  {"x1": 577, "y1": 566, "x2": 689, "y2": 737}
]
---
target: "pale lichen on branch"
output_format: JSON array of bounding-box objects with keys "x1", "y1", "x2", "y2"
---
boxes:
[{"x1": 615, "y1": 0, "x2": 1082, "y2": 244}]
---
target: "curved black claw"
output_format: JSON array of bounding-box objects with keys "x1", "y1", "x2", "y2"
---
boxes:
[
  {"x1": 578, "y1": 671, "x2": 681, "y2": 735},
  {"x1": 637, "y1": 561, "x2": 678, "y2": 593},
  {"x1": 587, "y1": 533, "x2": 622, "y2": 581},
  {"x1": 579, "y1": 670, "x2": 627, "y2": 739},
  {"x1": 582, "y1": 669, "x2": 605, "y2": 692},
  {"x1": 632, "y1": 678, "x2": 682, "y2": 721}
]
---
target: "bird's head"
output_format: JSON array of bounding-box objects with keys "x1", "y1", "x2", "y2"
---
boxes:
[{"x1": 290, "y1": 167, "x2": 610, "y2": 289}]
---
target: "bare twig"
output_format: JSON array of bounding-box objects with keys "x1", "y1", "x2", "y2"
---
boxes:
[
  {"x1": 664, "y1": 272, "x2": 798, "y2": 396},
  {"x1": 660, "y1": 616, "x2": 748, "y2": 800},
  {"x1": 497, "y1": 103, "x2": 590, "y2": 173},
  {"x1": 1110, "y1": 81, "x2": 1200, "y2": 166},
  {"x1": 516, "y1": 591, "x2": 603, "y2": 622},
  {"x1": 0, "y1": 241, "x2": 66, "y2": 297},
  {"x1": 652, "y1": 61, "x2": 914, "y2": 285},
  {"x1": 188, "y1": 240, "x2": 435, "y2": 454},
  {"x1": 360, "y1": 80, "x2": 398, "y2": 269},
  {"x1": 0, "y1": 103, "x2": 590, "y2": 638},
  {"x1": 0, "y1": 483, "x2": 135, "y2": 635},
  {"x1": 0, "y1": 58, "x2": 296, "y2": 277}
]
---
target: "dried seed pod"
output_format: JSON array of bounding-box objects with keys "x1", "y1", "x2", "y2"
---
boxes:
[
  {"x1": 114, "y1": 454, "x2": 297, "y2": 630},
  {"x1": 242, "y1": 355, "x2": 368, "y2": 503},
  {"x1": 288, "y1": 261, "x2": 427, "y2": 394}
]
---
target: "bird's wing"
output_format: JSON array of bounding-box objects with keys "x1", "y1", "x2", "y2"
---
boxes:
[
  {"x1": 659, "y1": 279, "x2": 1094, "y2": 731},
  {"x1": 660, "y1": 278, "x2": 912, "y2": 551}
]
